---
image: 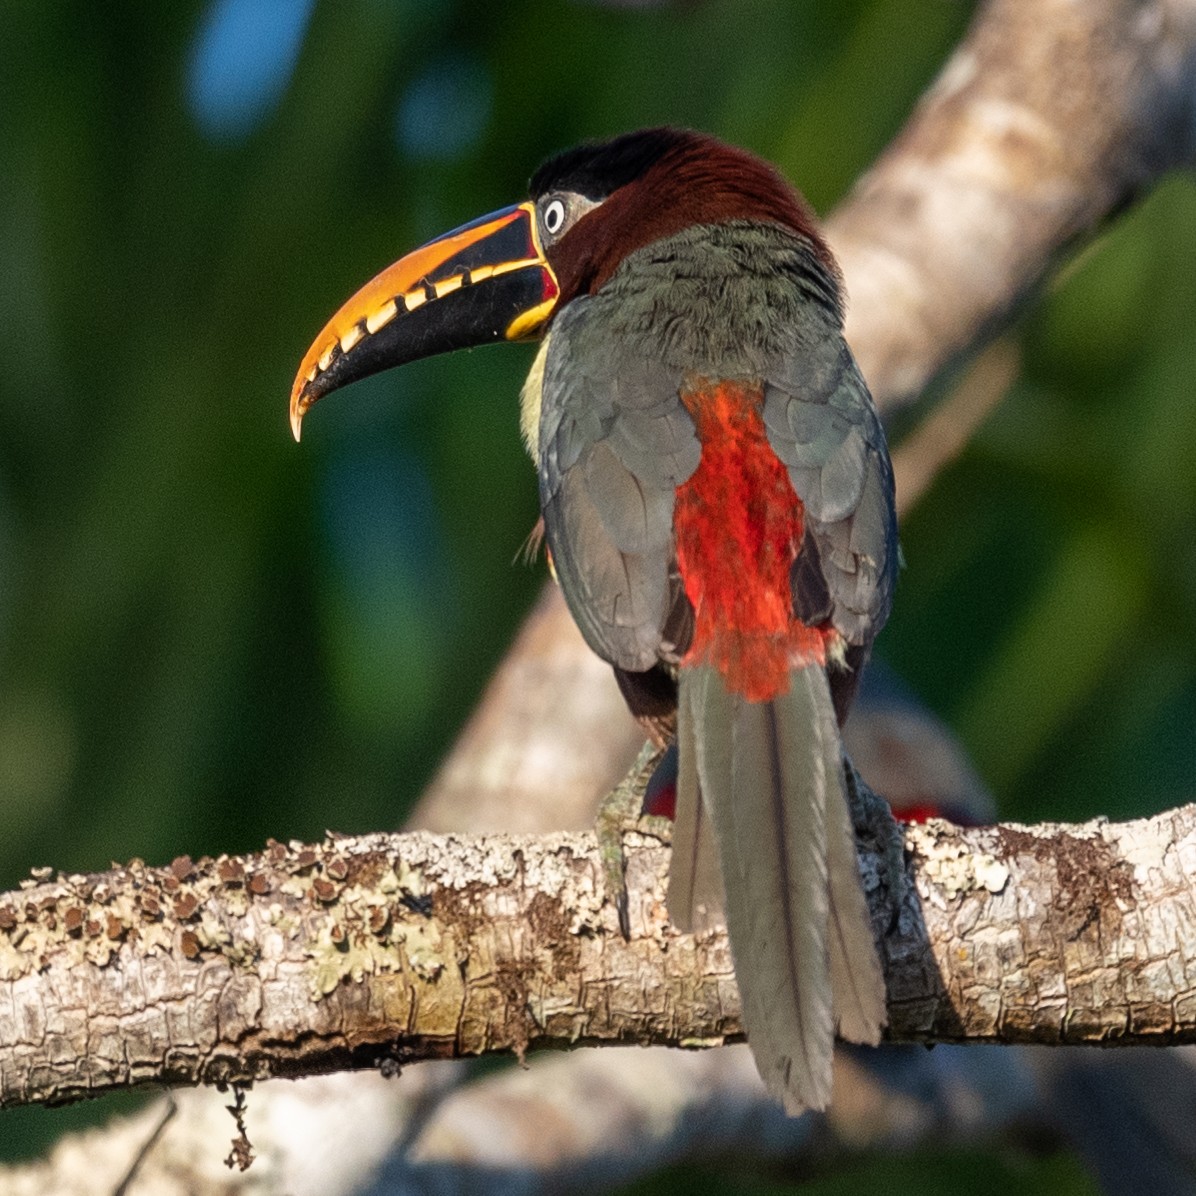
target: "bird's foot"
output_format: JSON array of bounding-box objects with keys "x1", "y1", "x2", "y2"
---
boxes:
[
  {"x1": 595, "y1": 741, "x2": 671, "y2": 940},
  {"x1": 844, "y1": 758, "x2": 909, "y2": 934}
]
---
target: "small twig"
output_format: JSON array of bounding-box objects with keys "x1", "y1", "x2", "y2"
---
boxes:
[
  {"x1": 223, "y1": 1085, "x2": 255, "y2": 1173},
  {"x1": 112, "y1": 1092, "x2": 176, "y2": 1196},
  {"x1": 892, "y1": 337, "x2": 1021, "y2": 519}
]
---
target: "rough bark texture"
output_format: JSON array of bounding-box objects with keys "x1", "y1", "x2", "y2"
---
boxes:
[{"x1": 4, "y1": 800, "x2": 1196, "y2": 1108}]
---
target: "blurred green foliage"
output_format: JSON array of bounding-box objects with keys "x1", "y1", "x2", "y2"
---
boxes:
[
  {"x1": 0, "y1": 0, "x2": 1192, "y2": 1179},
  {"x1": 892, "y1": 177, "x2": 1196, "y2": 821}
]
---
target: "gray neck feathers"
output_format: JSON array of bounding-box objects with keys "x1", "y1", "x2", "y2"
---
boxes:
[{"x1": 593, "y1": 221, "x2": 843, "y2": 379}]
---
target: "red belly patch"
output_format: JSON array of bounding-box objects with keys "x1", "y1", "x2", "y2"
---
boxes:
[{"x1": 673, "y1": 380, "x2": 833, "y2": 702}]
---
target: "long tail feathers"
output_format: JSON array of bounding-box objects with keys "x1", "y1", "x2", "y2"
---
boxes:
[
  {"x1": 667, "y1": 663, "x2": 886, "y2": 1114},
  {"x1": 667, "y1": 688, "x2": 724, "y2": 931}
]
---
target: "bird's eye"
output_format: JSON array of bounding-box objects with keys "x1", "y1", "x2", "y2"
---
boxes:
[{"x1": 542, "y1": 198, "x2": 566, "y2": 237}]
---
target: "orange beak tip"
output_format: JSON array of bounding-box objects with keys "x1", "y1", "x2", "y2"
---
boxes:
[{"x1": 289, "y1": 386, "x2": 307, "y2": 443}]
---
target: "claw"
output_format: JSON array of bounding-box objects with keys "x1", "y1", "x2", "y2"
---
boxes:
[
  {"x1": 595, "y1": 741, "x2": 669, "y2": 941},
  {"x1": 616, "y1": 890, "x2": 631, "y2": 941},
  {"x1": 843, "y1": 757, "x2": 907, "y2": 935}
]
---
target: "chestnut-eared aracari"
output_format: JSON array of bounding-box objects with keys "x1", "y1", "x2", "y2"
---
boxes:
[{"x1": 291, "y1": 128, "x2": 898, "y2": 1114}]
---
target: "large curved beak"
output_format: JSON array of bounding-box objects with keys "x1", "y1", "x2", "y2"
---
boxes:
[{"x1": 289, "y1": 201, "x2": 558, "y2": 440}]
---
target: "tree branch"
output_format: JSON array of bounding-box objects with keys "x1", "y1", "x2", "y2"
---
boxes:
[
  {"x1": 829, "y1": 0, "x2": 1196, "y2": 413},
  {"x1": 5, "y1": 798, "x2": 1196, "y2": 1107}
]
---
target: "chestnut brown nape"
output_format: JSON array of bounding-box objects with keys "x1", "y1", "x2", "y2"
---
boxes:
[{"x1": 539, "y1": 129, "x2": 836, "y2": 307}]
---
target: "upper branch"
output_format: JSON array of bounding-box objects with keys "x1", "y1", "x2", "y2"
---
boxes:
[{"x1": 827, "y1": 0, "x2": 1196, "y2": 412}]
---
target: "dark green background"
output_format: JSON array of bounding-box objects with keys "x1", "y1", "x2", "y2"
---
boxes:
[{"x1": 2, "y1": 1, "x2": 1192, "y2": 1187}]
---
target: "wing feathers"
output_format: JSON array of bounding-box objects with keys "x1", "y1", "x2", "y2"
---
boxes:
[
  {"x1": 762, "y1": 352, "x2": 896, "y2": 647},
  {"x1": 539, "y1": 298, "x2": 699, "y2": 671}
]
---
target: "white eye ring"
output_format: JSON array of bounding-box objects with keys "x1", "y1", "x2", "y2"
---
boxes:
[{"x1": 542, "y1": 198, "x2": 566, "y2": 236}]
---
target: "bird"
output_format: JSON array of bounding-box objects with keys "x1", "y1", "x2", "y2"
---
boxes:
[{"x1": 290, "y1": 127, "x2": 898, "y2": 1114}]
